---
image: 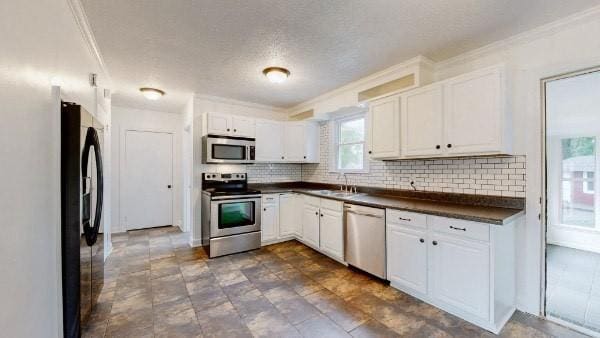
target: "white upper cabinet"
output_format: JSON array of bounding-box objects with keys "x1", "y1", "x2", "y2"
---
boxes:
[
  {"x1": 367, "y1": 95, "x2": 401, "y2": 159},
  {"x1": 206, "y1": 113, "x2": 231, "y2": 135},
  {"x1": 205, "y1": 113, "x2": 319, "y2": 163},
  {"x1": 205, "y1": 112, "x2": 255, "y2": 137},
  {"x1": 398, "y1": 65, "x2": 510, "y2": 159},
  {"x1": 283, "y1": 122, "x2": 320, "y2": 163},
  {"x1": 255, "y1": 120, "x2": 284, "y2": 162},
  {"x1": 231, "y1": 116, "x2": 255, "y2": 137},
  {"x1": 444, "y1": 66, "x2": 506, "y2": 155},
  {"x1": 401, "y1": 85, "x2": 444, "y2": 157}
]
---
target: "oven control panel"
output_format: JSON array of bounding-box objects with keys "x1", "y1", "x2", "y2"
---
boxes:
[{"x1": 204, "y1": 173, "x2": 246, "y2": 181}]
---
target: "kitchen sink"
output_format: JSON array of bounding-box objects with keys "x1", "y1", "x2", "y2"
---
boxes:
[{"x1": 308, "y1": 190, "x2": 366, "y2": 199}]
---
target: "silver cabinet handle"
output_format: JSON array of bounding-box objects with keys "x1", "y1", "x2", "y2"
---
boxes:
[
  {"x1": 398, "y1": 217, "x2": 411, "y2": 222},
  {"x1": 449, "y1": 226, "x2": 467, "y2": 231}
]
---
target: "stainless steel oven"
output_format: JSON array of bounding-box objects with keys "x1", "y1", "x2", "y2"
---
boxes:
[
  {"x1": 203, "y1": 135, "x2": 255, "y2": 164},
  {"x1": 210, "y1": 195, "x2": 261, "y2": 237}
]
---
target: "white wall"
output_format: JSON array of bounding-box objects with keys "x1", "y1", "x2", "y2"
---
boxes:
[
  {"x1": 111, "y1": 106, "x2": 183, "y2": 233},
  {"x1": 0, "y1": 0, "x2": 110, "y2": 336}
]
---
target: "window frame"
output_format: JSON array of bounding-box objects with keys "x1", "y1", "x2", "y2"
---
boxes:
[
  {"x1": 330, "y1": 113, "x2": 369, "y2": 174},
  {"x1": 554, "y1": 135, "x2": 599, "y2": 230}
]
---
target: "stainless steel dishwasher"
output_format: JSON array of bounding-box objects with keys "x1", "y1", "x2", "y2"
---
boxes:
[{"x1": 344, "y1": 204, "x2": 386, "y2": 279}]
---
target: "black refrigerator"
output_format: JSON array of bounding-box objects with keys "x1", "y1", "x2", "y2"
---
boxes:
[{"x1": 61, "y1": 102, "x2": 104, "y2": 338}]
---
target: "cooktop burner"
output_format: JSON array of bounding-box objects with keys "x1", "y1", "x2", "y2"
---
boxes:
[{"x1": 201, "y1": 172, "x2": 260, "y2": 198}]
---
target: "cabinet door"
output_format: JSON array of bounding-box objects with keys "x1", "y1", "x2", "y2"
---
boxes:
[
  {"x1": 387, "y1": 224, "x2": 427, "y2": 294},
  {"x1": 279, "y1": 194, "x2": 296, "y2": 237},
  {"x1": 402, "y1": 85, "x2": 444, "y2": 157},
  {"x1": 302, "y1": 204, "x2": 320, "y2": 248},
  {"x1": 444, "y1": 67, "x2": 503, "y2": 155},
  {"x1": 304, "y1": 122, "x2": 320, "y2": 163},
  {"x1": 284, "y1": 123, "x2": 305, "y2": 161},
  {"x1": 261, "y1": 203, "x2": 278, "y2": 243},
  {"x1": 232, "y1": 116, "x2": 256, "y2": 137},
  {"x1": 430, "y1": 233, "x2": 490, "y2": 320},
  {"x1": 367, "y1": 95, "x2": 401, "y2": 159},
  {"x1": 319, "y1": 208, "x2": 344, "y2": 260},
  {"x1": 255, "y1": 121, "x2": 284, "y2": 161},
  {"x1": 207, "y1": 113, "x2": 231, "y2": 135},
  {"x1": 293, "y1": 194, "x2": 304, "y2": 237}
]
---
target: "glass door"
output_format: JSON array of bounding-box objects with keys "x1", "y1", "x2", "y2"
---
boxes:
[
  {"x1": 544, "y1": 67, "x2": 600, "y2": 334},
  {"x1": 218, "y1": 201, "x2": 255, "y2": 228}
]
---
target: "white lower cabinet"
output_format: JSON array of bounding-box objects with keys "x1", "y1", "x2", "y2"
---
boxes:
[
  {"x1": 319, "y1": 208, "x2": 344, "y2": 261},
  {"x1": 279, "y1": 193, "x2": 297, "y2": 238},
  {"x1": 302, "y1": 202, "x2": 320, "y2": 248},
  {"x1": 430, "y1": 233, "x2": 490, "y2": 320},
  {"x1": 387, "y1": 224, "x2": 428, "y2": 295},
  {"x1": 261, "y1": 195, "x2": 279, "y2": 243},
  {"x1": 386, "y1": 210, "x2": 516, "y2": 334}
]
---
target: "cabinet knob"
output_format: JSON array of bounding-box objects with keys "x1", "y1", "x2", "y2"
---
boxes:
[
  {"x1": 432, "y1": 240, "x2": 438, "y2": 246},
  {"x1": 320, "y1": 214, "x2": 323, "y2": 217},
  {"x1": 315, "y1": 211, "x2": 318, "y2": 215},
  {"x1": 303, "y1": 156, "x2": 306, "y2": 159},
  {"x1": 233, "y1": 129, "x2": 237, "y2": 132},
  {"x1": 435, "y1": 145, "x2": 441, "y2": 149},
  {"x1": 264, "y1": 208, "x2": 267, "y2": 211},
  {"x1": 281, "y1": 156, "x2": 284, "y2": 159},
  {"x1": 447, "y1": 144, "x2": 452, "y2": 148},
  {"x1": 368, "y1": 151, "x2": 372, "y2": 154},
  {"x1": 227, "y1": 128, "x2": 230, "y2": 132},
  {"x1": 419, "y1": 238, "x2": 425, "y2": 243}
]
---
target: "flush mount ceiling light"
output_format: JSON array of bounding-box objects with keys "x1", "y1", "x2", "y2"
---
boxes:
[
  {"x1": 262, "y1": 67, "x2": 290, "y2": 83},
  {"x1": 139, "y1": 87, "x2": 165, "y2": 100}
]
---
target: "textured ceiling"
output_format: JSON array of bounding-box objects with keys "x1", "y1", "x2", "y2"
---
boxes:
[{"x1": 81, "y1": 0, "x2": 600, "y2": 112}]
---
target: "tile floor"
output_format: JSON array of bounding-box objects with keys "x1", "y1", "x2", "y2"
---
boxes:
[
  {"x1": 83, "y1": 227, "x2": 588, "y2": 337},
  {"x1": 547, "y1": 244, "x2": 600, "y2": 333}
]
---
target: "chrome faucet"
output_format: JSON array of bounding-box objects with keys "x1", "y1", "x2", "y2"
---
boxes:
[{"x1": 338, "y1": 173, "x2": 349, "y2": 192}]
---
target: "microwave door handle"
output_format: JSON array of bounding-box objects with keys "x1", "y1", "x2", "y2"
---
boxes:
[{"x1": 246, "y1": 145, "x2": 250, "y2": 160}]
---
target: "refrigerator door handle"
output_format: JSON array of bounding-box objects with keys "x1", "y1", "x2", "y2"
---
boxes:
[{"x1": 81, "y1": 127, "x2": 103, "y2": 246}]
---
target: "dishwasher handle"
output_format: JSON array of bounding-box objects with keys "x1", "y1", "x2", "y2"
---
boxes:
[{"x1": 345, "y1": 209, "x2": 384, "y2": 219}]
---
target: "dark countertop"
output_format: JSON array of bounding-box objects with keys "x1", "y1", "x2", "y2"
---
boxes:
[{"x1": 251, "y1": 182, "x2": 525, "y2": 225}]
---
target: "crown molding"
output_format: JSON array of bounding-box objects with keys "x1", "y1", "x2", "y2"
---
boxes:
[
  {"x1": 193, "y1": 94, "x2": 286, "y2": 114},
  {"x1": 66, "y1": 0, "x2": 112, "y2": 86},
  {"x1": 436, "y1": 4, "x2": 600, "y2": 69},
  {"x1": 285, "y1": 55, "x2": 434, "y2": 114}
]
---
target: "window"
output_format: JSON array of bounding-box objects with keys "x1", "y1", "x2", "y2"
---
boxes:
[
  {"x1": 559, "y1": 137, "x2": 596, "y2": 227},
  {"x1": 332, "y1": 115, "x2": 368, "y2": 172}
]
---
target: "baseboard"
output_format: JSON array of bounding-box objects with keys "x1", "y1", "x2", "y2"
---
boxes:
[
  {"x1": 261, "y1": 236, "x2": 295, "y2": 246},
  {"x1": 189, "y1": 238, "x2": 203, "y2": 247}
]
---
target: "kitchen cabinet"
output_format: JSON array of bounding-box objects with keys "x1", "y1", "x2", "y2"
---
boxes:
[
  {"x1": 302, "y1": 202, "x2": 320, "y2": 248},
  {"x1": 256, "y1": 120, "x2": 284, "y2": 162},
  {"x1": 261, "y1": 194, "x2": 279, "y2": 243},
  {"x1": 279, "y1": 193, "x2": 299, "y2": 238},
  {"x1": 318, "y1": 205, "x2": 344, "y2": 261},
  {"x1": 401, "y1": 85, "x2": 444, "y2": 157},
  {"x1": 386, "y1": 210, "x2": 517, "y2": 334},
  {"x1": 444, "y1": 66, "x2": 506, "y2": 155},
  {"x1": 387, "y1": 224, "x2": 428, "y2": 295},
  {"x1": 367, "y1": 94, "x2": 401, "y2": 159},
  {"x1": 283, "y1": 122, "x2": 320, "y2": 162},
  {"x1": 430, "y1": 232, "x2": 490, "y2": 320},
  {"x1": 205, "y1": 112, "x2": 255, "y2": 137},
  {"x1": 399, "y1": 65, "x2": 510, "y2": 158}
]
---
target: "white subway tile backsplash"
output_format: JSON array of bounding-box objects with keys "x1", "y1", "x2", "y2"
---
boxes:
[{"x1": 300, "y1": 123, "x2": 527, "y2": 198}]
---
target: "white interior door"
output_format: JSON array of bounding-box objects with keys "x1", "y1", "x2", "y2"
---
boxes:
[{"x1": 123, "y1": 130, "x2": 173, "y2": 230}]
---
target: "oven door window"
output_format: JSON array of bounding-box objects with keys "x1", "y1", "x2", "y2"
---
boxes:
[
  {"x1": 218, "y1": 201, "x2": 255, "y2": 228},
  {"x1": 212, "y1": 144, "x2": 246, "y2": 160}
]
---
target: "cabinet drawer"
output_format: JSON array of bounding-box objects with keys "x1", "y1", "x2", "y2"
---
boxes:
[
  {"x1": 320, "y1": 198, "x2": 343, "y2": 212},
  {"x1": 262, "y1": 194, "x2": 279, "y2": 204},
  {"x1": 429, "y1": 216, "x2": 489, "y2": 242},
  {"x1": 386, "y1": 209, "x2": 427, "y2": 229},
  {"x1": 303, "y1": 195, "x2": 320, "y2": 207}
]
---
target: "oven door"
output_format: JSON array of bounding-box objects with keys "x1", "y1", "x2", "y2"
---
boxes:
[
  {"x1": 205, "y1": 136, "x2": 255, "y2": 163},
  {"x1": 210, "y1": 196, "x2": 261, "y2": 237}
]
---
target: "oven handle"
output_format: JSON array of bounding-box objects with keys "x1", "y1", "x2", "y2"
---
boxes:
[{"x1": 211, "y1": 195, "x2": 261, "y2": 201}]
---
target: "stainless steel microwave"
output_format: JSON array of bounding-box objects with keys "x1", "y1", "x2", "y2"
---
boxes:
[{"x1": 203, "y1": 135, "x2": 255, "y2": 163}]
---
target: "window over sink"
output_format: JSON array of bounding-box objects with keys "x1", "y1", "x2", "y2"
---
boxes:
[{"x1": 331, "y1": 113, "x2": 369, "y2": 173}]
